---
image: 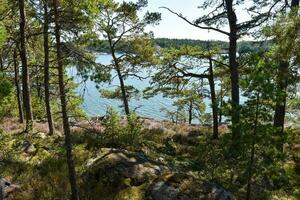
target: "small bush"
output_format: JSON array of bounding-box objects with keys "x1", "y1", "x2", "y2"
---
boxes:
[
  {"x1": 100, "y1": 108, "x2": 143, "y2": 150},
  {"x1": 0, "y1": 73, "x2": 14, "y2": 120},
  {"x1": 142, "y1": 127, "x2": 165, "y2": 143}
]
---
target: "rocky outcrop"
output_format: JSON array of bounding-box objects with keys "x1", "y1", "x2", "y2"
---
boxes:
[
  {"x1": 82, "y1": 149, "x2": 232, "y2": 200},
  {"x1": 82, "y1": 148, "x2": 168, "y2": 199},
  {"x1": 147, "y1": 173, "x2": 232, "y2": 200},
  {"x1": 85, "y1": 148, "x2": 168, "y2": 184}
]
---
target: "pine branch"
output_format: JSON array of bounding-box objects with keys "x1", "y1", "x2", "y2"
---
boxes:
[{"x1": 160, "y1": 7, "x2": 230, "y2": 36}]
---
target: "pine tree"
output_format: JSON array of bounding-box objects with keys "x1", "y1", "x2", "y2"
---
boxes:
[{"x1": 94, "y1": 0, "x2": 160, "y2": 116}]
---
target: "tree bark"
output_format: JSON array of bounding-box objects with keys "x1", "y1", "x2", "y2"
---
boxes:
[
  {"x1": 113, "y1": 53, "x2": 130, "y2": 116},
  {"x1": 115, "y1": 59, "x2": 130, "y2": 116},
  {"x1": 188, "y1": 100, "x2": 193, "y2": 125},
  {"x1": 0, "y1": 56, "x2": 3, "y2": 72},
  {"x1": 18, "y1": 0, "x2": 33, "y2": 132},
  {"x1": 225, "y1": 0, "x2": 240, "y2": 142},
  {"x1": 273, "y1": 0, "x2": 299, "y2": 150},
  {"x1": 291, "y1": 0, "x2": 300, "y2": 8},
  {"x1": 219, "y1": 81, "x2": 223, "y2": 124},
  {"x1": 13, "y1": 48, "x2": 24, "y2": 123},
  {"x1": 208, "y1": 58, "x2": 218, "y2": 139},
  {"x1": 108, "y1": 36, "x2": 130, "y2": 116},
  {"x1": 43, "y1": 0, "x2": 55, "y2": 135},
  {"x1": 273, "y1": 61, "x2": 288, "y2": 137},
  {"x1": 36, "y1": 77, "x2": 42, "y2": 100},
  {"x1": 53, "y1": 0, "x2": 79, "y2": 199},
  {"x1": 246, "y1": 93, "x2": 260, "y2": 200}
]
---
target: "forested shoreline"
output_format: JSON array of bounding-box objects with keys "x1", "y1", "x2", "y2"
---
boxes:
[
  {"x1": 0, "y1": 0, "x2": 300, "y2": 199},
  {"x1": 88, "y1": 38, "x2": 269, "y2": 54}
]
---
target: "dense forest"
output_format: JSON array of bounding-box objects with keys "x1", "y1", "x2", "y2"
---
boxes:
[{"x1": 0, "y1": 0, "x2": 299, "y2": 199}]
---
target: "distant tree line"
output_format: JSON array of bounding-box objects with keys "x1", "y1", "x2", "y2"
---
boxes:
[{"x1": 89, "y1": 37, "x2": 271, "y2": 54}]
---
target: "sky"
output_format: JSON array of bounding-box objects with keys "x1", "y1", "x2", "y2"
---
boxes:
[
  {"x1": 144, "y1": 0, "x2": 228, "y2": 40},
  {"x1": 116, "y1": 0, "x2": 252, "y2": 41}
]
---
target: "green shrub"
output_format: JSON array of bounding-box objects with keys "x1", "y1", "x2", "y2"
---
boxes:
[
  {"x1": 100, "y1": 108, "x2": 143, "y2": 150},
  {"x1": 0, "y1": 73, "x2": 14, "y2": 120}
]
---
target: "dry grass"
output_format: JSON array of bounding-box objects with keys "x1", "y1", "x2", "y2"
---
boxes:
[
  {"x1": 0, "y1": 118, "x2": 25, "y2": 134},
  {"x1": 0, "y1": 117, "x2": 229, "y2": 141},
  {"x1": 0, "y1": 118, "x2": 56, "y2": 134}
]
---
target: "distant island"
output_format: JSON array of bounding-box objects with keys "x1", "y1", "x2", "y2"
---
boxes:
[{"x1": 88, "y1": 38, "x2": 271, "y2": 54}]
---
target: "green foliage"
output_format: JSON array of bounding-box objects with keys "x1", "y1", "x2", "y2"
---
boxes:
[
  {"x1": 154, "y1": 38, "x2": 228, "y2": 49},
  {"x1": 0, "y1": 25, "x2": 6, "y2": 47},
  {"x1": 92, "y1": 0, "x2": 160, "y2": 109},
  {"x1": 0, "y1": 73, "x2": 13, "y2": 120},
  {"x1": 160, "y1": 107, "x2": 186, "y2": 124},
  {"x1": 0, "y1": 0, "x2": 299, "y2": 199},
  {"x1": 146, "y1": 46, "x2": 215, "y2": 124},
  {"x1": 31, "y1": 96, "x2": 46, "y2": 120},
  {"x1": 0, "y1": 0, "x2": 8, "y2": 46},
  {"x1": 264, "y1": 14, "x2": 300, "y2": 63},
  {"x1": 287, "y1": 96, "x2": 300, "y2": 123},
  {"x1": 90, "y1": 38, "x2": 270, "y2": 53},
  {"x1": 0, "y1": 129, "x2": 71, "y2": 199},
  {"x1": 124, "y1": 35, "x2": 159, "y2": 66},
  {"x1": 99, "y1": 108, "x2": 143, "y2": 149},
  {"x1": 195, "y1": 134, "x2": 230, "y2": 181},
  {"x1": 101, "y1": 85, "x2": 140, "y2": 100},
  {"x1": 66, "y1": 80, "x2": 86, "y2": 121},
  {"x1": 0, "y1": 73, "x2": 12, "y2": 99},
  {"x1": 231, "y1": 50, "x2": 290, "y2": 198},
  {"x1": 159, "y1": 87, "x2": 206, "y2": 124},
  {"x1": 28, "y1": 74, "x2": 85, "y2": 121}
]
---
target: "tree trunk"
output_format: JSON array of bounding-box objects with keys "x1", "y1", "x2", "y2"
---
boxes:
[
  {"x1": 209, "y1": 58, "x2": 218, "y2": 139},
  {"x1": 273, "y1": 0, "x2": 299, "y2": 151},
  {"x1": 36, "y1": 78, "x2": 42, "y2": 100},
  {"x1": 13, "y1": 48, "x2": 24, "y2": 123},
  {"x1": 225, "y1": 0, "x2": 240, "y2": 142},
  {"x1": 53, "y1": 0, "x2": 79, "y2": 199},
  {"x1": 43, "y1": 0, "x2": 55, "y2": 135},
  {"x1": 188, "y1": 100, "x2": 193, "y2": 125},
  {"x1": 0, "y1": 56, "x2": 3, "y2": 72},
  {"x1": 18, "y1": 0, "x2": 33, "y2": 132},
  {"x1": 219, "y1": 81, "x2": 223, "y2": 124},
  {"x1": 291, "y1": 0, "x2": 300, "y2": 8},
  {"x1": 108, "y1": 36, "x2": 130, "y2": 116},
  {"x1": 113, "y1": 53, "x2": 130, "y2": 116},
  {"x1": 246, "y1": 93, "x2": 260, "y2": 200},
  {"x1": 115, "y1": 62, "x2": 130, "y2": 116},
  {"x1": 273, "y1": 61, "x2": 288, "y2": 145}
]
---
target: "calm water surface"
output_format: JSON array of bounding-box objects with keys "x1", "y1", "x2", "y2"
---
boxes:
[
  {"x1": 70, "y1": 53, "x2": 248, "y2": 123},
  {"x1": 70, "y1": 53, "x2": 181, "y2": 120}
]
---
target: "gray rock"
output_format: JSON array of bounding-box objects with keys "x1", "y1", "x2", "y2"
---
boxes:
[
  {"x1": 22, "y1": 141, "x2": 37, "y2": 155},
  {"x1": 150, "y1": 181, "x2": 181, "y2": 200},
  {"x1": 0, "y1": 178, "x2": 20, "y2": 199},
  {"x1": 208, "y1": 184, "x2": 232, "y2": 200},
  {"x1": 36, "y1": 132, "x2": 47, "y2": 139},
  {"x1": 0, "y1": 178, "x2": 5, "y2": 200},
  {"x1": 148, "y1": 173, "x2": 232, "y2": 200},
  {"x1": 83, "y1": 148, "x2": 168, "y2": 190}
]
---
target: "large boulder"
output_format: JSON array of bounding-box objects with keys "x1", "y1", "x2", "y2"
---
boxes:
[
  {"x1": 82, "y1": 148, "x2": 168, "y2": 199},
  {"x1": 82, "y1": 149, "x2": 231, "y2": 200},
  {"x1": 147, "y1": 173, "x2": 232, "y2": 200}
]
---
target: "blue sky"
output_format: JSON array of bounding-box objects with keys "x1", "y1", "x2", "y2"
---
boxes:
[
  {"x1": 144, "y1": 0, "x2": 229, "y2": 40},
  {"x1": 116, "y1": 0, "x2": 252, "y2": 41}
]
